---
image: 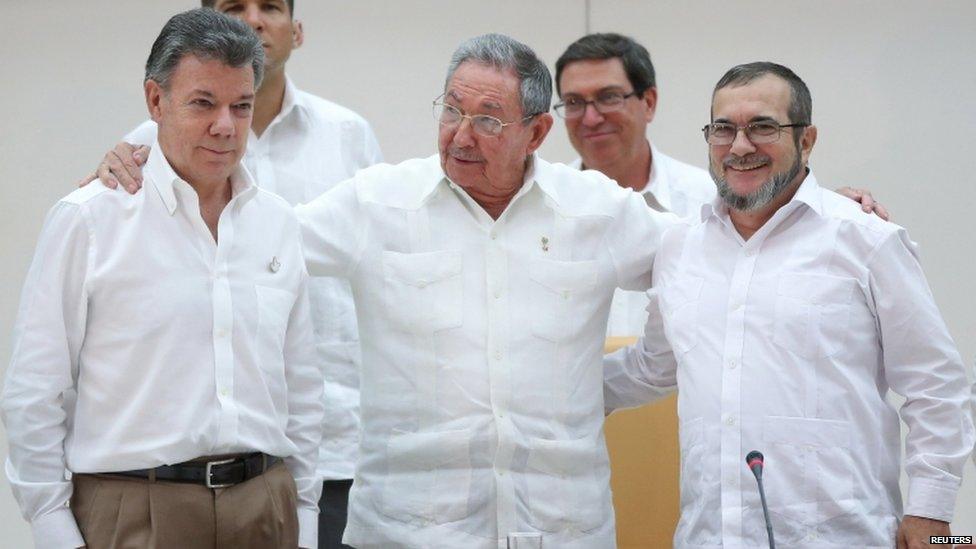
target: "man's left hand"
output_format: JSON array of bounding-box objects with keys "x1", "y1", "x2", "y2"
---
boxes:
[
  {"x1": 896, "y1": 515, "x2": 951, "y2": 549},
  {"x1": 835, "y1": 186, "x2": 890, "y2": 221}
]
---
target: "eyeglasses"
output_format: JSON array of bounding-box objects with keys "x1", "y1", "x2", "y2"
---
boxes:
[
  {"x1": 702, "y1": 120, "x2": 808, "y2": 146},
  {"x1": 432, "y1": 96, "x2": 537, "y2": 137},
  {"x1": 553, "y1": 90, "x2": 641, "y2": 119}
]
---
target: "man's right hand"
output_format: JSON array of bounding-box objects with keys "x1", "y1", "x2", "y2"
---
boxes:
[{"x1": 81, "y1": 142, "x2": 150, "y2": 194}]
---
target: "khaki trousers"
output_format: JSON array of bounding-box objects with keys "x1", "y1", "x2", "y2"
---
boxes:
[{"x1": 71, "y1": 460, "x2": 298, "y2": 549}]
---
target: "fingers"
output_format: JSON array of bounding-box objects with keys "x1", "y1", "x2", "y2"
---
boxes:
[
  {"x1": 110, "y1": 142, "x2": 145, "y2": 194},
  {"x1": 76, "y1": 173, "x2": 98, "y2": 189},
  {"x1": 873, "y1": 202, "x2": 891, "y2": 221},
  {"x1": 95, "y1": 143, "x2": 148, "y2": 194},
  {"x1": 857, "y1": 190, "x2": 876, "y2": 214},
  {"x1": 96, "y1": 150, "x2": 125, "y2": 190}
]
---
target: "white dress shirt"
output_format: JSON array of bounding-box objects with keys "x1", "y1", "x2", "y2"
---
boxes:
[
  {"x1": 1, "y1": 145, "x2": 324, "y2": 549},
  {"x1": 571, "y1": 143, "x2": 716, "y2": 338},
  {"x1": 296, "y1": 154, "x2": 675, "y2": 549},
  {"x1": 604, "y1": 173, "x2": 975, "y2": 548},
  {"x1": 125, "y1": 76, "x2": 383, "y2": 480}
]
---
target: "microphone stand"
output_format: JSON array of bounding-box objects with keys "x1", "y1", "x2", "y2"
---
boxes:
[{"x1": 746, "y1": 450, "x2": 775, "y2": 549}]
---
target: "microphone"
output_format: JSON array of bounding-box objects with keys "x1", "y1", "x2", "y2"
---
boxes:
[{"x1": 746, "y1": 450, "x2": 775, "y2": 549}]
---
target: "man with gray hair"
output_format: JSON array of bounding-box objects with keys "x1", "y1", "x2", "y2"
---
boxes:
[
  {"x1": 290, "y1": 32, "x2": 675, "y2": 549},
  {"x1": 1, "y1": 9, "x2": 323, "y2": 548},
  {"x1": 91, "y1": 32, "x2": 674, "y2": 548}
]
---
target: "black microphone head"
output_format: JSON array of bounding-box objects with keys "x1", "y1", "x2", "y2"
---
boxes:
[{"x1": 746, "y1": 450, "x2": 764, "y2": 479}]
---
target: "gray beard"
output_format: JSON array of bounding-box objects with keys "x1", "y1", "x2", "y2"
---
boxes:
[{"x1": 710, "y1": 153, "x2": 803, "y2": 212}]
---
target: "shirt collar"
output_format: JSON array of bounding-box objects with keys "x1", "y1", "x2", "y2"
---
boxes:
[
  {"x1": 700, "y1": 168, "x2": 821, "y2": 222},
  {"x1": 279, "y1": 75, "x2": 302, "y2": 121},
  {"x1": 646, "y1": 142, "x2": 673, "y2": 211},
  {"x1": 570, "y1": 140, "x2": 665, "y2": 209},
  {"x1": 146, "y1": 139, "x2": 257, "y2": 215}
]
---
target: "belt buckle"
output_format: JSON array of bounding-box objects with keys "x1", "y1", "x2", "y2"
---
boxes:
[{"x1": 205, "y1": 458, "x2": 236, "y2": 489}]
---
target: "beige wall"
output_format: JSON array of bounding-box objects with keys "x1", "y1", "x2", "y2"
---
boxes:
[{"x1": 1, "y1": 2, "x2": 974, "y2": 546}]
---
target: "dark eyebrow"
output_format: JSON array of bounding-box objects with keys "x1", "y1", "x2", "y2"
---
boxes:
[{"x1": 711, "y1": 115, "x2": 779, "y2": 124}]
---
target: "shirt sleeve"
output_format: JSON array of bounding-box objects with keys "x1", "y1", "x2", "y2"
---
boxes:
[
  {"x1": 867, "y1": 229, "x2": 975, "y2": 521},
  {"x1": 0, "y1": 200, "x2": 91, "y2": 549},
  {"x1": 295, "y1": 178, "x2": 367, "y2": 279},
  {"x1": 280, "y1": 267, "x2": 325, "y2": 549},
  {"x1": 605, "y1": 189, "x2": 679, "y2": 292},
  {"x1": 603, "y1": 290, "x2": 678, "y2": 412},
  {"x1": 123, "y1": 119, "x2": 158, "y2": 147},
  {"x1": 361, "y1": 120, "x2": 383, "y2": 166}
]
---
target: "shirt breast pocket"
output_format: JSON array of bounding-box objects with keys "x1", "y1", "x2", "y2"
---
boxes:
[
  {"x1": 658, "y1": 276, "x2": 704, "y2": 355},
  {"x1": 381, "y1": 250, "x2": 463, "y2": 334},
  {"x1": 528, "y1": 258, "x2": 599, "y2": 343},
  {"x1": 255, "y1": 285, "x2": 297, "y2": 377},
  {"x1": 772, "y1": 273, "x2": 858, "y2": 360}
]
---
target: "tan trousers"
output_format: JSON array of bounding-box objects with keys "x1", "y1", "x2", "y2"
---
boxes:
[{"x1": 71, "y1": 460, "x2": 298, "y2": 549}]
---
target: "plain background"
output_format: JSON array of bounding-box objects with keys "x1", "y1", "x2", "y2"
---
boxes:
[{"x1": 1, "y1": 1, "x2": 973, "y2": 545}]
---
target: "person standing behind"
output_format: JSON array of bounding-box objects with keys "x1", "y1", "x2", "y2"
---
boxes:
[
  {"x1": 94, "y1": 2, "x2": 383, "y2": 547},
  {"x1": 2, "y1": 9, "x2": 323, "y2": 548},
  {"x1": 554, "y1": 33, "x2": 888, "y2": 338}
]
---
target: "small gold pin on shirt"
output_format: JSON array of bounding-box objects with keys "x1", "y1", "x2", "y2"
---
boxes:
[
  {"x1": 269, "y1": 256, "x2": 281, "y2": 273},
  {"x1": 541, "y1": 236, "x2": 549, "y2": 252}
]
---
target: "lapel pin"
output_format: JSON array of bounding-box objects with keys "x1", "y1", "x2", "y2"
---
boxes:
[{"x1": 269, "y1": 256, "x2": 281, "y2": 273}]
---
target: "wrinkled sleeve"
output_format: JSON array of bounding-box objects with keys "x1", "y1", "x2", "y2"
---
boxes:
[
  {"x1": 605, "y1": 188, "x2": 679, "y2": 292},
  {"x1": 281, "y1": 263, "x2": 325, "y2": 548},
  {"x1": 604, "y1": 290, "x2": 678, "y2": 412},
  {"x1": 868, "y1": 229, "x2": 975, "y2": 521},
  {"x1": 295, "y1": 178, "x2": 367, "y2": 279},
  {"x1": 0, "y1": 200, "x2": 91, "y2": 548},
  {"x1": 122, "y1": 119, "x2": 158, "y2": 147}
]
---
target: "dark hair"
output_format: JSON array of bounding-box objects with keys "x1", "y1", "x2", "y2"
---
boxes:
[
  {"x1": 201, "y1": 0, "x2": 294, "y2": 16},
  {"x1": 555, "y1": 33, "x2": 655, "y2": 96},
  {"x1": 712, "y1": 61, "x2": 812, "y2": 125},
  {"x1": 145, "y1": 8, "x2": 265, "y2": 90}
]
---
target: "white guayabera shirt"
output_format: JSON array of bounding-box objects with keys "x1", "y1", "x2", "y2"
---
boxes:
[
  {"x1": 571, "y1": 144, "x2": 716, "y2": 338},
  {"x1": 296, "y1": 154, "x2": 675, "y2": 549},
  {"x1": 605, "y1": 174, "x2": 975, "y2": 548},
  {"x1": 125, "y1": 77, "x2": 383, "y2": 480},
  {"x1": 1, "y1": 145, "x2": 324, "y2": 549}
]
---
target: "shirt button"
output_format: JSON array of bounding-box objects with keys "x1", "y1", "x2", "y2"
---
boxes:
[
  {"x1": 220, "y1": 389, "x2": 229, "y2": 396},
  {"x1": 494, "y1": 351, "x2": 502, "y2": 360},
  {"x1": 745, "y1": 248, "x2": 756, "y2": 257},
  {"x1": 418, "y1": 281, "x2": 428, "y2": 288},
  {"x1": 726, "y1": 416, "x2": 736, "y2": 426},
  {"x1": 494, "y1": 290, "x2": 501, "y2": 299},
  {"x1": 562, "y1": 290, "x2": 570, "y2": 299},
  {"x1": 728, "y1": 360, "x2": 737, "y2": 369},
  {"x1": 215, "y1": 329, "x2": 227, "y2": 339},
  {"x1": 490, "y1": 232, "x2": 497, "y2": 240}
]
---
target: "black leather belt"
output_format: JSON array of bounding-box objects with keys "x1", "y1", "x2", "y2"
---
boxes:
[{"x1": 109, "y1": 453, "x2": 281, "y2": 488}]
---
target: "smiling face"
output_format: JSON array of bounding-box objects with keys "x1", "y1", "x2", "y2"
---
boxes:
[
  {"x1": 212, "y1": 0, "x2": 302, "y2": 75},
  {"x1": 558, "y1": 57, "x2": 656, "y2": 172},
  {"x1": 147, "y1": 54, "x2": 255, "y2": 188},
  {"x1": 708, "y1": 74, "x2": 816, "y2": 211},
  {"x1": 437, "y1": 61, "x2": 551, "y2": 198}
]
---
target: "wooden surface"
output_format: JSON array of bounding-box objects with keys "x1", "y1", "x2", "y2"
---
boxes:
[{"x1": 604, "y1": 336, "x2": 680, "y2": 548}]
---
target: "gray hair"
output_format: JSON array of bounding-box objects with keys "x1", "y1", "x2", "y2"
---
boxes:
[
  {"x1": 445, "y1": 34, "x2": 552, "y2": 118},
  {"x1": 712, "y1": 61, "x2": 812, "y2": 126},
  {"x1": 145, "y1": 8, "x2": 265, "y2": 90}
]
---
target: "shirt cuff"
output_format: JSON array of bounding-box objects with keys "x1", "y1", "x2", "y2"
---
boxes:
[
  {"x1": 904, "y1": 477, "x2": 959, "y2": 522},
  {"x1": 297, "y1": 506, "x2": 319, "y2": 549},
  {"x1": 31, "y1": 506, "x2": 84, "y2": 549}
]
